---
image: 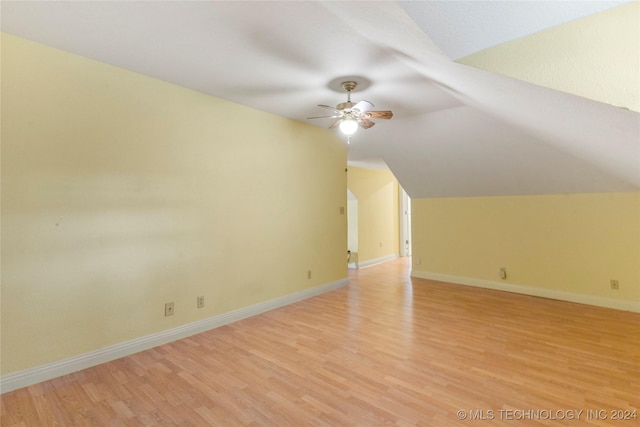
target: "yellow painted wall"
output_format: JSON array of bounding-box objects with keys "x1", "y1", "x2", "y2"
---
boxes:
[
  {"x1": 458, "y1": 1, "x2": 640, "y2": 112},
  {"x1": 412, "y1": 4, "x2": 640, "y2": 310},
  {"x1": 347, "y1": 167, "x2": 399, "y2": 262},
  {"x1": 1, "y1": 33, "x2": 347, "y2": 374},
  {"x1": 411, "y1": 193, "x2": 640, "y2": 305}
]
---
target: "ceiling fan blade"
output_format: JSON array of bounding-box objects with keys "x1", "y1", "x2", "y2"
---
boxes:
[
  {"x1": 307, "y1": 115, "x2": 342, "y2": 120},
  {"x1": 329, "y1": 119, "x2": 342, "y2": 129},
  {"x1": 353, "y1": 100, "x2": 375, "y2": 113},
  {"x1": 367, "y1": 110, "x2": 394, "y2": 120},
  {"x1": 318, "y1": 104, "x2": 341, "y2": 112},
  {"x1": 359, "y1": 118, "x2": 376, "y2": 129}
]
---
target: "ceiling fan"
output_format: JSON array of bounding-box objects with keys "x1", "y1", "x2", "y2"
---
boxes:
[{"x1": 308, "y1": 80, "x2": 393, "y2": 137}]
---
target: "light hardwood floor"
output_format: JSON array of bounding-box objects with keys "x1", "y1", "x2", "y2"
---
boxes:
[{"x1": 1, "y1": 258, "x2": 639, "y2": 426}]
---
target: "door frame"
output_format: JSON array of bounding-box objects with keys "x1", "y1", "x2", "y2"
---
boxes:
[{"x1": 399, "y1": 186, "x2": 411, "y2": 257}]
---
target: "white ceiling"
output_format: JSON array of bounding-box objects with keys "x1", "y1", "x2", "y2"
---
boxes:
[{"x1": 2, "y1": 1, "x2": 638, "y2": 198}]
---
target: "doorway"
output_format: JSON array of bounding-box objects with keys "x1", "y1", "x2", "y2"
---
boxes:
[
  {"x1": 347, "y1": 189, "x2": 358, "y2": 268},
  {"x1": 400, "y1": 187, "x2": 411, "y2": 257}
]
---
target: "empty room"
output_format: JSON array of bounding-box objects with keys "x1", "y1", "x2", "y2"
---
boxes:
[{"x1": 1, "y1": 1, "x2": 639, "y2": 426}]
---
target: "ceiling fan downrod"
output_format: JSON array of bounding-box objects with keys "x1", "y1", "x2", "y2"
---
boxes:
[{"x1": 341, "y1": 81, "x2": 357, "y2": 103}]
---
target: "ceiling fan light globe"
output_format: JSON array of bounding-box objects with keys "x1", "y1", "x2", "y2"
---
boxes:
[{"x1": 339, "y1": 119, "x2": 358, "y2": 135}]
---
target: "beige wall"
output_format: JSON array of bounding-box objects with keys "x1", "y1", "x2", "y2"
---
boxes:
[
  {"x1": 411, "y1": 193, "x2": 640, "y2": 307},
  {"x1": 411, "y1": 5, "x2": 640, "y2": 311},
  {"x1": 1, "y1": 34, "x2": 347, "y2": 374},
  {"x1": 347, "y1": 167, "x2": 399, "y2": 263},
  {"x1": 457, "y1": 1, "x2": 639, "y2": 112}
]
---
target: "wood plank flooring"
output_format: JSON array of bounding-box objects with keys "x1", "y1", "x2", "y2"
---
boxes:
[{"x1": 2, "y1": 258, "x2": 639, "y2": 426}]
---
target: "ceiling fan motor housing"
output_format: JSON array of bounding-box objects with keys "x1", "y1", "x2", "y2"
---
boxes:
[
  {"x1": 341, "y1": 81, "x2": 358, "y2": 92},
  {"x1": 336, "y1": 101, "x2": 356, "y2": 110}
]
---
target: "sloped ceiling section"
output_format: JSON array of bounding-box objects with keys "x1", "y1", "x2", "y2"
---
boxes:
[
  {"x1": 2, "y1": 1, "x2": 638, "y2": 198},
  {"x1": 325, "y1": 1, "x2": 640, "y2": 198}
]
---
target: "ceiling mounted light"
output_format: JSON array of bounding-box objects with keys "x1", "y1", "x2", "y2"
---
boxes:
[
  {"x1": 339, "y1": 116, "x2": 358, "y2": 135},
  {"x1": 307, "y1": 79, "x2": 393, "y2": 138}
]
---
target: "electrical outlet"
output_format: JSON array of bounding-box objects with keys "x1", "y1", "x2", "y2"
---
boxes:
[
  {"x1": 610, "y1": 280, "x2": 619, "y2": 290},
  {"x1": 164, "y1": 302, "x2": 175, "y2": 316},
  {"x1": 197, "y1": 296, "x2": 205, "y2": 308},
  {"x1": 499, "y1": 268, "x2": 507, "y2": 280}
]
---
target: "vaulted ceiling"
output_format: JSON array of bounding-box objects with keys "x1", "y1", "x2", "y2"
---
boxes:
[{"x1": 2, "y1": 1, "x2": 638, "y2": 198}]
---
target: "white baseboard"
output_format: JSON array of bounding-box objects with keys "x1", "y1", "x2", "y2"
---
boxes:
[
  {"x1": 0, "y1": 278, "x2": 349, "y2": 394},
  {"x1": 354, "y1": 253, "x2": 399, "y2": 269},
  {"x1": 411, "y1": 270, "x2": 640, "y2": 313}
]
